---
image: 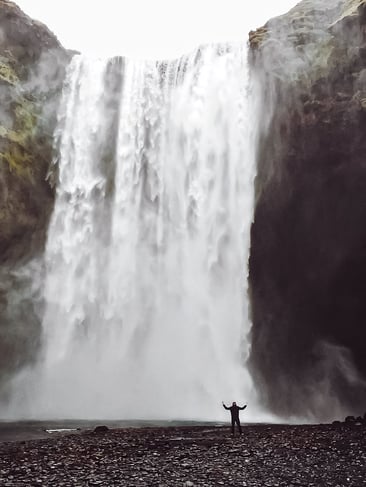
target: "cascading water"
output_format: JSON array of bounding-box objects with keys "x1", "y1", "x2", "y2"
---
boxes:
[{"x1": 8, "y1": 44, "x2": 261, "y2": 420}]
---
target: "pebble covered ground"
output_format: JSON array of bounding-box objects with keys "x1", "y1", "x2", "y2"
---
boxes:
[{"x1": 0, "y1": 423, "x2": 365, "y2": 486}]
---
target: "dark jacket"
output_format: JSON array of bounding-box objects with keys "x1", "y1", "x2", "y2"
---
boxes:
[{"x1": 223, "y1": 404, "x2": 246, "y2": 419}]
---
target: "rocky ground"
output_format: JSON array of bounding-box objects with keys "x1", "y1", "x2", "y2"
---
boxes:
[{"x1": 0, "y1": 423, "x2": 365, "y2": 486}]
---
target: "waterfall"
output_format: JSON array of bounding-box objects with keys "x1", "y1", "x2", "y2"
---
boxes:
[{"x1": 9, "y1": 44, "x2": 260, "y2": 420}]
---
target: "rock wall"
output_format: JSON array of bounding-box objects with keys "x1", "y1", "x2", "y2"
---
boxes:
[
  {"x1": 249, "y1": 0, "x2": 366, "y2": 419},
  {"x1": 0, "y1": 1, "x2": 68, "y2": 386},
  {"x1": 0, "y1": 0, "x2": 69, "y2": 263}
]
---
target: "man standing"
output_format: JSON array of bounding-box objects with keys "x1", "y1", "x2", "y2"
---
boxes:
[{"x1": 222, "y1": 401, "x2": 247, "y2": 435}]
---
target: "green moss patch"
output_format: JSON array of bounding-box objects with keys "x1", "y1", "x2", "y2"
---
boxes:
[
  {"x1": 0, "y1": 61, "x2": 19, "y2": 86},
  {"x1": 0, "y1": 145, "x2": 33, "y2": 179},
  {"x1": 0, "y1": 94, "x2": 40, "y2": 181},
  {"x1": 13, "y1": 96, "x2": 38, "y2": 136}
]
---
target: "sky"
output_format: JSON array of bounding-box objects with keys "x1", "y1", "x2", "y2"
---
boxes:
[{"x1": 15, "y1": 0, "x2": 299, "y2": 59}]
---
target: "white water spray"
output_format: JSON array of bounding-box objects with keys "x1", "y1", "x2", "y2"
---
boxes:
[{"x1": 9, "y1": 44, "x2": 261, "y2": 420}]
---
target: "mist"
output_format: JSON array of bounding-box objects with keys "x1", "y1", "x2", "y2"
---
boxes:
[{"x1": 15, "y1": 0, "x2": 299, "y2": 58}]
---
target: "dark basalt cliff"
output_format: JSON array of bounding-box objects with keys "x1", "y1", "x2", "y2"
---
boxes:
[
  {"x1": 249, "y1": 0, "x2": 366, "y2": 419},
  {"x1": 0, "y1": 1, "x2": 68, "y2": 384},
  {"x1": 0, "y1": 0, "x2": 68, "y2": 264}
]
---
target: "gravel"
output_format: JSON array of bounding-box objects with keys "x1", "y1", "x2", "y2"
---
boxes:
[{"x1": 0, "y1": 423, "x2": 365, "y2": 486}]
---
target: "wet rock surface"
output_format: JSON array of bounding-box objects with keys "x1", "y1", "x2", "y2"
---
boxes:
[
  {"x1": 249, "y1": 0, "x2": 366, "y2": 417},
  {"x1": 0, "y1": 0, "x2": 68, "y2": 263},
  {"x1": 0, "y1": 0, "x2": 69, "y2": 392},
  {"x1": 0, "y1": 424, "x2": 365, "y2": 486}
]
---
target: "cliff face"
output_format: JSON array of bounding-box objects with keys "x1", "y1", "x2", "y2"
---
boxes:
[
  {"x1": 249, "y1": 0, "x2": 366, "y2": 419},
  {"x1": 0, "y1": 0, "x2": 68, "y2": 264},
  {"x1": 0, "y1": 1, "x2": 68, "y2": 385}
]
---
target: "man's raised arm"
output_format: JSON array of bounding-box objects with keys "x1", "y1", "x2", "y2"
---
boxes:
[
  {"x1": 222, "y1": 402, "x2": 230, "y2": 410},
  {"x1": 239, "y1": 404, "x2": 247, "y2": 410}
]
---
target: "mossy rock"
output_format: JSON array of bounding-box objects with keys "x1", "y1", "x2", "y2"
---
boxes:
[
  {"x1": 0, "y1": 89, "x2": 43, "y2": 183},
  {"x1": 0, "y1": 0, "x2": 69, "y2": 265},
  {"x1": 249, "y1": 26, "x2": 268, "y2": 50},
  {"x1": 250, "y1": 0, "x2": 366, "y2": 86},
  {"x1": 0, "y1": 60, "x2": 19, "y2": 85}
]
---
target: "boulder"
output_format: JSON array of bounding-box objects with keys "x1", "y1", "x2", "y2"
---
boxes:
[{"x1": 94, "y1": 425, "x2": 110, "y2": 434}]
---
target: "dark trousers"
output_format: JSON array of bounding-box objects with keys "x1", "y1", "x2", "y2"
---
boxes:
[{"x1": 231, "y1": 417, "x2": 242, "y2": 435}]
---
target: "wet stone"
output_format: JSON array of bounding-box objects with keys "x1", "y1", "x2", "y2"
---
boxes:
[{"x1": 0, "y1": 424, "x2": 365, "y2": 486}]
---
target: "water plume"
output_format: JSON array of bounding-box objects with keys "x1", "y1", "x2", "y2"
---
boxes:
[{"x1": 6, "y1": 44, "x2": 263, "y2": 421}]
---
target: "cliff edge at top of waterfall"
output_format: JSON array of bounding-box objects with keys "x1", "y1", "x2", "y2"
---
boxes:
[
  {"x1": 0, "y1": 0, "x2": 69, "y2": 264},
  {"x1": 249, "y1": 0, "x2": 366, "y2": 87},
  {"x1": 248, "y1": 0, "x2": 366, "y2": 421},
  {"x1": 0, "y1": 0, "x2": 62, "y2": 59},
  {"x1": 249, "y1": 0, "x2": 366, "y2": 56}
]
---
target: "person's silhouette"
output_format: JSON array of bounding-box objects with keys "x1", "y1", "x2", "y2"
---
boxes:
[{"x1": 222, "y1": 401, "x2": 247, "y2": 435}]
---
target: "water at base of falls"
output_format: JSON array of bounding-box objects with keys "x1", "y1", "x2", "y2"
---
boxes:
[{"x1": 7, "y1": 44, "x2": 262, "y2": 420}]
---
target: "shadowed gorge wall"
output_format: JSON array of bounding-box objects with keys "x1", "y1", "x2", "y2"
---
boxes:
[{"x1": 249, "y1": 0, "x2": 366, "y2": 418}]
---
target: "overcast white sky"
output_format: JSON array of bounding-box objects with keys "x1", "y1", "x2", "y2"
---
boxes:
[{"x1": 15, "y1": 0, "x2": 299, "y2": 58}]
